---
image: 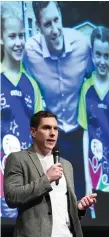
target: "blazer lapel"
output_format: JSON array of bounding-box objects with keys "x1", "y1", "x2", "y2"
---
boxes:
[
  {"x1": 27, "y1": 146, "x2": 44, "y2": 176},
  {"x1": 61, "y1": 158, "x2": 76, "y2": 198}
]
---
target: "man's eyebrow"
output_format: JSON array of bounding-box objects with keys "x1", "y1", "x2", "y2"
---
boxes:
[
  {"x1": 42, "y1": 125, "x2": 58, "y2": 129},
  {"x1": 43, "y1": 124, "x2": 51, "y2": 127},
  {"x1": 44, "y1": 20, "x2": 51, "y2": 26},
  {"x1": 42, "y1": 125, "x2": 52, "y2": 129}
]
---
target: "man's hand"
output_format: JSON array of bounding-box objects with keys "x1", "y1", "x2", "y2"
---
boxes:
[
  {"x1": 77, "y1": 193, "x2": 97, "y2": 210},
  {"x1": 46, "y1": 163, "x2": 63, "y2": 183}
]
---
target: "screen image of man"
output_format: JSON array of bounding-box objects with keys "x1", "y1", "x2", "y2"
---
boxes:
[
  {"x1": 23, "y1": 1, "x2": 93, "y2": 199},
  {"x1": 4, "y1": 110, "x2": 97, "y2": 237}
]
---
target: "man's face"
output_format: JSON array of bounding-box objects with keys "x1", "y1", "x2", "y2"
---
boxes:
[
  {"x1": 92, "y1": 39, "x2": 109, "y2": 78},
  {"x1": 30, "y1": 117, "x2": 58, "y2": 156},
  {"x1": 39, "y1": 2, "x2": 64, "y2": 56}
]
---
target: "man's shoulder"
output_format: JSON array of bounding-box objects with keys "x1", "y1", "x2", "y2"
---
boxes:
[
  {"x1": 64, "y1": 27, "x2": 89, "y2": 44},
  {"x1": 25, "y1": 33, "x2": 41, "y2": 51},
  {"x1": 7, "y1": 150, "x2": 28, "y2": 161},
  {"x1": 61, "y1": 157, "x2": 72, "y2": 168}
]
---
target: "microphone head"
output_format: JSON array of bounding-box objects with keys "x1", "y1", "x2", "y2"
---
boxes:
[
  {"x1": 52, "y1": 147, "x2": 60, "y2": 185},
  {"x1": 52, "y1": 147, "x2": 60, "y2": 157}
]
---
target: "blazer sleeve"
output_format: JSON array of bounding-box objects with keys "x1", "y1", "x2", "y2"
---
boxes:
[
  {"x1": 65, "y1": 159, "x2": 86, "y2": 220},
  {"x1": 4, "y1": 152, "x2": 52, "y2": 208}
]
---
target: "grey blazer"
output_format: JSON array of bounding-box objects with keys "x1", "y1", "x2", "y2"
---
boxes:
[{"x1": 4, "y1": 146, "x2": 84, "y2": 237}]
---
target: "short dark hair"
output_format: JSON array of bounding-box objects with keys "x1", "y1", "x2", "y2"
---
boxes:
[
  {"x1": 32, "y1": 1, "x2": 60, "y2": 26},
  {"x1": 30, "y1": 110, "x2": 58, "y2": 129},
  {"x1": 91, "y1": 26, "x2": 109, "y2": 49}
]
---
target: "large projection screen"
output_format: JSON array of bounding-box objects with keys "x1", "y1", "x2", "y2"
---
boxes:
[{"x1": 1, "y1": 1, "x2": 109, "y2": 227}]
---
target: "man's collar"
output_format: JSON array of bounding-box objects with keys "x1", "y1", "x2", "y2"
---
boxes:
[
  {"x1": 41, "y1": 35, "x2": 51, "y2": 58},
  {"x1": 63, "y1": 28, "x2": 73, "y2": 54},
  {"x1": 41, "y1": 28, "x2": 73, "y2": 59}
]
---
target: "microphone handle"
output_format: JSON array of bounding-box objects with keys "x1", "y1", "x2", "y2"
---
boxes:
[
  {"x1": 54, "y1": 155, "x2": 60, "y2": 185},
  {"x1": 54, "y1": 155, "x2": 60, "y2": 164}
]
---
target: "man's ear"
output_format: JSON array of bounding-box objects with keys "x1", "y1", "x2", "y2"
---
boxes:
[
  {"x1": 0, "y1": 38, "x2": 4, "y2": 45},
  {"x1": 30, "y1": 127, "x2": 37, "y2": 138},
  {"x1": 91, "y1": 51, "x2": 95, "y2": 65},
  {"x1": 35, "y1": 20, "x2": 41, "y2": 33}
]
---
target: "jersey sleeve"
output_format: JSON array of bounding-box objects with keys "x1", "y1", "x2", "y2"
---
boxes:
[
  {"x1": 21, "y1": 63, "x2": 44, "y2": 113},
  {"x1": 27, "y1": 75, "x2": 44, "y2": 113},
  {"x1": 78, "y1": 81, "x2": 88, "y2": 130}
]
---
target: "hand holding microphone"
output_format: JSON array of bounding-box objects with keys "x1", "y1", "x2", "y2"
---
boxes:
[{"x1": 46, "y1": 147, "x2": 62, "y2": 185}]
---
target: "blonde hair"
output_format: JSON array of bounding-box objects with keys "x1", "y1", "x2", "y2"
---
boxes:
[{"x1": 1, "y1": 2, "x2": 24, "y2": 61}]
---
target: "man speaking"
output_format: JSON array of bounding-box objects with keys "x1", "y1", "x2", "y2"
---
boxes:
[{"x1": 4, "y1": 110, "x2": 97, "y2": 237}]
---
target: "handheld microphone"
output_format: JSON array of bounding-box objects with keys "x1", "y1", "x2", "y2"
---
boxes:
[{"x1": 52, "y1": 147, "x2": 60, "y2": 185}]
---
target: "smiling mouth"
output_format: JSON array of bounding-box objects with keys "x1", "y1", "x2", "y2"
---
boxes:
[
  {"x1": 51, "y1": 33, "x2": 61, "y2": 41},
  {"x1": 14, "y1": 49, "x2": 23, "y2": 54},
  {"x1": 52, "y1": 36, "x2": 59, "y2": 40},
  {"x1": 99, "y1": 67, "x2": 106, "y2": 72}
]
